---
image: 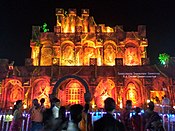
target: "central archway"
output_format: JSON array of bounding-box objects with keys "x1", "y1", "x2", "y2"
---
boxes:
[{"x1": 52, "y1": 75, "x2": 91, "y2": 103}]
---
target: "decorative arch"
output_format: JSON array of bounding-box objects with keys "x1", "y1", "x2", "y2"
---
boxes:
[
  {"x1": 3, "y1": 79, "x2": 24, "y2": 108},
  {"x1": 82, "y1": 40, "x2": 96, "y2": 65},
  {"x1": 61, "y1": 40, "x2": 75, "y2": 47},
  {"x1": 103, "y1": 40, "x2": 117, "y2": 65},
  {"x1": 41, "y1": 40, "x2": 53, "y2": 46},
  {"x1": 41, "y1": 48, "x2": 53, "y2": 66},
  {"x1": 31, "y1": 77, "x2": 52, "y2": 108},
  {"x1": 125, "y1": 39, "x2": 139, "y2": 47},
  {"x1": 104, "y1": 40, "x2": 117, "y2": 49},
  {"x1": 152, "y1": 76, "x2": 170, "y2": 102},
  {"x1": 94, "y1": 78, "x2": 116, "y2": 108},
  {"x1": 52, "y1": 75, "x2": 91, "y2": 103},
  {"x1": 61, "y1": 41, "x2": 75, "y2": 65},
  {"x1": 82, "y1": 40, "x2": 95, "y2": 47},
  {"x1": 123, "y1": 78, "x2": 143, "y2": 107},
  {"x1": 52, "y1": 75, "x2": 89, "y2": 94},
  {"x1": 125, "y1": 78, "x2": 143, "y2": 88},
  {"x1": 124, "y1": 41, "x2": 141, "y2": 66},
  {"x1": 39, "y1": 40, "x2": 54, "y2": 66}
]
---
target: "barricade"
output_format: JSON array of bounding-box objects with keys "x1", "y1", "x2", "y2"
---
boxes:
[
  {"x1": 0, "y1": 110, "x2": 174, "y2": 131},
  {"x1": 0, "y1": 110, "x2": 30, "y2": 131}
]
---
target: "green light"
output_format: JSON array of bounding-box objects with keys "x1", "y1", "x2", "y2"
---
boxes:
[
  {"x1": 42, "y1": 23, "x2": 49, "y2": 32},
  {"x1": 158, "y1": 53, "x2": 170, "y2": 65}
]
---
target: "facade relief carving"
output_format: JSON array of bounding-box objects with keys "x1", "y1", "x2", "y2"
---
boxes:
[
  {"x1": 61, "y1": 43, "x2": 75, "y2": 65},
  {"x1": 58, "y1": 80, "x2": 85, "y2": 106},
  {"x1": 125, "y1": 47, "x2": 140, "y2": 65},
  {"x1": 104, "y1": 43, "x2": 116, "y2": 65},
  {"x1": 94, "y1": 79, "x2": 116, "y2": 108},
  {"x1": 4, "y1": 79, "x2": 24, "y2": 108},
  {"x1": 32, "y1": 79, "x2": 52, "y2": 108}
]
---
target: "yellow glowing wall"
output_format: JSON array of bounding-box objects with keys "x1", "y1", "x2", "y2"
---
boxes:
[
  {"x1": 31, "y1": 46, "x2": 40, "y2": 66},
  {"x1": 31, "y1": 9, "x2": 148, "y2": 66}
]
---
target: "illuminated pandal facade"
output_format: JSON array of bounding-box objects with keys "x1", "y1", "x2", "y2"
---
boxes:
[{"x1": 0, "y1": 8, "x2": 174, "y2": 109}]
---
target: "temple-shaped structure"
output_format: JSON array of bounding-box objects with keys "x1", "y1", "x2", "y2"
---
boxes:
[
  {"x1": 0, "y1": 8, "x2": 174, "y2": 110},
  {"x1": 31, "y1": 8, "x2": 148, "y2": 67}
]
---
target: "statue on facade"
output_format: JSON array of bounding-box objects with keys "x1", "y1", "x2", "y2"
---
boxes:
[
  {"x1": 84, "y1": 47, "x2": 95, "y2": 65},
  {"x1": 104, "y1": 44, "x2": 115, "y2": 65},
  {"x1": 62, "y1": 45, "x2": 74, "y2": 65},
  {"x1": 94, "y1": 79, "x2": 115, "y2": 108}
]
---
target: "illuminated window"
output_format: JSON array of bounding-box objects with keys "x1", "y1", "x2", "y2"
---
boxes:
[{"x1": 66, "y1": 83, "x2": 84, "y2": 105}]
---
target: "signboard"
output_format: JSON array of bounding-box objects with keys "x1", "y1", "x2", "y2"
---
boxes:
[{"x1": 118, "y1": 72, "x2": 160, "y2": 78}]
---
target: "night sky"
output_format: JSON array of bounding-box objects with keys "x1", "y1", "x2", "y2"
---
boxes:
[{"x1": 0, "y1": 0, "x2": 175, "y2": 66}]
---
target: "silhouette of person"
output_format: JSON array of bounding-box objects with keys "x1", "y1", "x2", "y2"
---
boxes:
[{"x1": 93, "y1": 97, "x2": 125, "y2": 131}]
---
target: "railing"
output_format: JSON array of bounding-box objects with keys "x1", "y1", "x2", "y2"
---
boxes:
[
  {"x1": 91, "y1": 111, "x2": 175, "y2": 131},
  {"x1": 0, "y1": 110, "x2": 175, "y2": 131},
  {"x1": 0, "y1": 110, "x2": 30, "y2": 131}
]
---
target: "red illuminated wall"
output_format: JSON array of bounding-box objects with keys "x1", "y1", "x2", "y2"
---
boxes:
[{"x1": 0, "y1": 9, "x2": 173, "y2": 109}]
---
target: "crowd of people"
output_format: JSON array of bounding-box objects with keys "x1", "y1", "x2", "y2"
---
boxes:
[{"x1": 9, "y1": 96, "x2": 166, "y2": 131}]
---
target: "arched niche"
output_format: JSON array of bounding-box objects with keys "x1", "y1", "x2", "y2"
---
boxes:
[
  {"x1": 4, "y1": 79, "x2": 24, "y2": 108},
  {"x1": 123, "y1": 79, "x2": 142, "y2": 107},
  {"x1": 61, "y1": 41, "x2": 75, "y2": 65},
  {"x1": 152, "y1": 76, "x2": 170, "y2": 102},
  {"x1": 82, "y1": 40, "x2": 96, "y2": 65},
  {"x1": 103, "y1": 40, "x2": 117, "y2": 66},
  {"x1": 58, "y1": 79, "x2": 86, "y2": 106},
  {"x1": 124, "y1": 42, "x2": 141, "y2": 66},
  {"x1": 40, "y1": 40, "x2": 54, "y2": 66},
  {"x1": 152, "y1": 76, "x2": 169, "y2": 91},
  {"x1": 94, "y1": 78, "x2": 116, "y2": 108},
  {"x1": 82, "y1": 40, "x2": 95, "y2": 47},
  {"x1": 52, "y1": 75, "x2": 91, "y2": 105},
  {"x1": 31, "y1": 77, "x2": 52, "y2": 108}
]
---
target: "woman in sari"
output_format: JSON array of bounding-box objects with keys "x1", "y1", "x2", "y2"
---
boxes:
[{"x1": 9, "y1": 100, "x2": 23, "y2": 131}]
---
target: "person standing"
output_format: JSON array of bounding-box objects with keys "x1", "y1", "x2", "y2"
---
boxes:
[
  {"x1": 143, "y1": 101, "x2": 164, "y2": 131},
  {"x1": 29, "y1": 98, "x2": 43, "y2": 131},
  {"x1": 131, "y1": 107, "x2": 143, "y2": 131},
  {"x1": 121, "y1": 100, "x2": 133, "y2": 131},
  {"x1": 52, "y1": 98, "x2": 60, "y2": 119},
  {"x1": 67, "y1": 104, "x2": 84, "y2": 131},
  {"x1": 93, "y1": 97, "x2": 125, "y2": 131},
  {"x1": 162, "y1": 95, "x2": 170, "y2": 105},
  {"x1": 9, "y1": 100, "x2": 23, "y2": 131},
  {"x1": 162, "y1": 95, "x2": 170, "y2": 114},
  {"x1": 79, "y1": 103, "x2": 90, "y2": 131},
  {"x1": 53, "y1": 106, "x2": 69, "y2": 131},
  {"x1": 40, "y1": 98, "x2": 46, "y2": 112}
]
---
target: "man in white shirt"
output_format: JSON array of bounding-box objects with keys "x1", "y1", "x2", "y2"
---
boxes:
[
  {"x1": 162, "y1": 95, "x2": 170, "y2": 114},
  {"x1": 52, "y1": 98, "x2": 60, "y2": 118},
  {"x1": 162, "y1": 95, "x2": 170, "y2": 105}
]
